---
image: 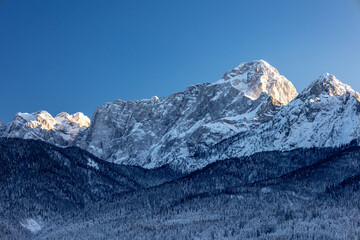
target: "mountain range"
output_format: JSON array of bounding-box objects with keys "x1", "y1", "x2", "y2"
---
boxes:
[
  {"x1": 2, "y1": 60, "x2": 360, "y2": 172},
  {"x1": 2, "y1": 60, "x2": 360, "y2": 239}
]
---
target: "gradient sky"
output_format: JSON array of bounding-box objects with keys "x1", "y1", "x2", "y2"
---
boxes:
[{"x1": 0, "y1": 0, "x2": 359, "y2": 122}]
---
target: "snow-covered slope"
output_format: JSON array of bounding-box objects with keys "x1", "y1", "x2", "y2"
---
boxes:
[
  {"x1": 77, "y1": 60, "x2": 298, "y2": 171},
  {"x1": 3, "y1": 111, "x2": 90, "y2": 146},
  {"x1": 219, "y1": 73, "x2": 360, "y2": 160}
]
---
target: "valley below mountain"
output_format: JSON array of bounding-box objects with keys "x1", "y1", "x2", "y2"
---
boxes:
[{"x1": 1, "y1": 139, "x2": 360, "y2": 239}]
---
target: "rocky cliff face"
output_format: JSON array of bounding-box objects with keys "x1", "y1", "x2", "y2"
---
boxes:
[
  {"x1": 2, "y1": 111, "x2": 90, "y2": 146},
  {"x1": 77, "y1": 60, "x2": 298, "y2": 172}
]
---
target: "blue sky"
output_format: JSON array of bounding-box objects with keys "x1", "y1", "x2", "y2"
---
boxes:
[{"x1": 0, "y1": 0, "x2": 359, "y2": 122}]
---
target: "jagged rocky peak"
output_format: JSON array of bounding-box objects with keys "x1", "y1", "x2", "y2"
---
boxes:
[
  {"x1": 11, "y1": 111, "x2": 90, "y2": 130},
  {"x1": 16, "y1": 111, "x2": 56, "y2": 130},
  {"x1": 215, "y1": 60, "x2": 298, "y2": 105},
  {"x1": 303, "y1": 73, "x2": 360, "y2": 101},
  {"x1": 55, "y1": 112, "x2": 90, "y2": 128},
  {"x1": 3, "y1": 110, "x2": 90, "y2": 146}
]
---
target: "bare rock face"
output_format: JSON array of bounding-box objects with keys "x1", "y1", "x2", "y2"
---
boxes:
[
  {"x1": 77, "y1": 60, "x2": 298, "y2": 172},
  {"x1": 3, "y1": 111, "x2": 90, "y2": 146}
]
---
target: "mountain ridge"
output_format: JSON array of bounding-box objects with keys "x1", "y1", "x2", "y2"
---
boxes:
[{"x1": 2, "y1": 60, "x2": 360, "y2": 172}]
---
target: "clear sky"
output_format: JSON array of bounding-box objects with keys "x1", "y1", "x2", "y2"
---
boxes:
[{"x1": 0, "y1": 0, "x2": 359, "y2": 122}]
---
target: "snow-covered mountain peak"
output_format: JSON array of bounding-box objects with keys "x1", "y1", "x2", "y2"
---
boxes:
[
  {"x1": 302, "y1": 73, "x2": 360, "y2": 101},
  {"x1": 215, "y1": 60, "x2": 298, "y2": 105},
  {"x1": 11, "y1": 110, "x2": 91, "y2": 131},
  {"x1": 3, "y1": 111, "x2": 90, "y2": 146},
  {"x1": 17, "y1": 111, "x2": 57, "y2": 130}
]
